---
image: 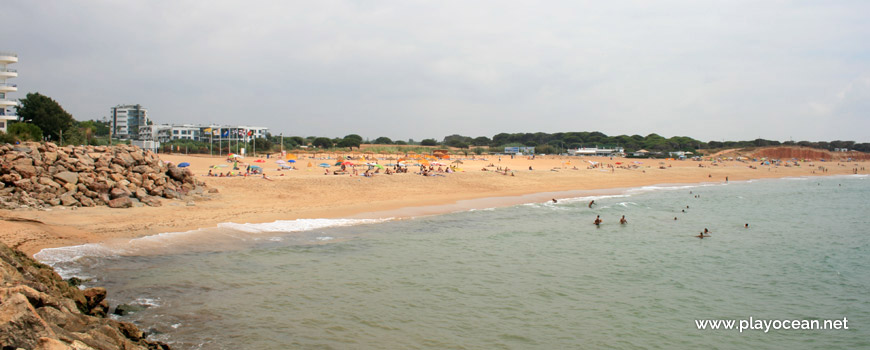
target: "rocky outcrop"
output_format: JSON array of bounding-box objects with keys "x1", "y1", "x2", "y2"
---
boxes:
[
  {"x1": 0, "y1": 142, "x2": 212, "y2": 210},
  {"x1": 0, "y1": 242, "x2": 170, "y2": 350}
]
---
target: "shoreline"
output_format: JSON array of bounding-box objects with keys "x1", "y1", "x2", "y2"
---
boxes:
[
  {"x1": 26, "y1": 174, "x2": 866, "y2": 264},
  {"x1": 2, "y1": 153, "x2": 866, "y2": 257}
]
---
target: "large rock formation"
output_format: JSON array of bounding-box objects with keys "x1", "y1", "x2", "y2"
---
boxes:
[
  {"x1": 0, "y1": 243, "x2": 170, "y2": 350},
  {"x1": 0, "y1": 142, "x2": 211, "y2": 210}
]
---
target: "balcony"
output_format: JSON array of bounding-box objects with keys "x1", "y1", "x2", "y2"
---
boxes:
[
  {"x1": 0, "y1": 83, "x2": 16, "y2": 93},
  {"x1": 0, "y1": 67, "x2": 16, "y2": 79},
  {"x1": 0, "y1": 99, "x2": 18, "y2": 108},
  {"x1": 0, "y1": 52, "x2": 18, "y2": 64}
]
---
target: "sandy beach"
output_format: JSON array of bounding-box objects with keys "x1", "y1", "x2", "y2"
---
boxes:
[{"x1": 1, "y1": 151, "x2": 865, "y2": 256}]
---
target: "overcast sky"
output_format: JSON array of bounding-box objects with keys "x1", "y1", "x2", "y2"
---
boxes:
[{"x1": 5, "y1": 0, "x2": 869, "y2": 142}]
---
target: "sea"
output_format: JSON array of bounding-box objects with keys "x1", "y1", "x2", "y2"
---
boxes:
[{"x1": 36, "y1": 175, "x2": 870, "y2": 350}]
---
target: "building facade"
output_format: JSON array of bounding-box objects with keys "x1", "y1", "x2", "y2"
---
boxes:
[
  {"x1": 110, "y1": 104, "x2": 149, "y2": 139},
  {"x1": 0, "y1": 51, "x2": 18, "y2": 133},
  {"x1": 139, "y1": 124, "x2": 269, "y2": 143}
]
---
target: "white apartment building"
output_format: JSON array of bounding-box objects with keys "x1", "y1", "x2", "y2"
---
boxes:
[
  {"x1": 0, "y1": 51, "x2": 18, "y2": 134},
  {"x1": 110, "y1": 104, "x2": 149, "y2": 139}
]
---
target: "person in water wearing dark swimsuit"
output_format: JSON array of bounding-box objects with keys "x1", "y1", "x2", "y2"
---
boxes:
[
  {"x1": 593, "y1": 215, "x2": 602, "y2": 226},
  {"x1": 620, "y1": 215, "x2": 627, "y2": 224}
]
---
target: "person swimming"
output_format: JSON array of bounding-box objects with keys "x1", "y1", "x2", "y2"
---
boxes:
[
  {"x1": 745, "y1": 223, "x2": 749, "y2": 228},
  {"x1": 620, "y1": 215, "x2": 627, "y2": 224},
  {"x1": 552, "y1": 198, "x2": 558, "y2": 203},
  {"x1": 593, "y1": 215, "x2": 602, "y2": 226},
  {"x1": 704, "y1": 228, "x2": 710, "y2": 234}
]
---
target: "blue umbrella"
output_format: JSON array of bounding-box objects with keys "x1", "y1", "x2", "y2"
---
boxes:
[
  {"x1": 288, "y1": 159, "x2": 296, "y2": 163},
  {"x1": 178, "y1": 162, "x2": 190, "y2": 168},
  {"x1": 319, "y1": 163, "x2": 331, "y2": 168},
  {"x1": 250, "y1": 165, "x2": 262, "y2": 170}
]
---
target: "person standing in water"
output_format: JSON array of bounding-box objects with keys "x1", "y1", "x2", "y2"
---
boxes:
[
  {"x1": 620, "y1": 215, "x2": 627, "y2": 224},
  {"x1": 589, "y1": 200, "x2": 595, "y2": 208},
  {"x1": 594, "y1": 215, "x2": 602, "y2": 226}
]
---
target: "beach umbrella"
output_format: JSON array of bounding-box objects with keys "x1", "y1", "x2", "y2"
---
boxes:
[
  {"x1": 250, "y1": 165, "x2": 262, "y2": 170},
  {"x1": 452, "y1": 160, "x2": 464, "y2": 164},
  {"x1": 385, "y1": 163, "x2": 397, "y2": 166},
  {"x1": 210, "y1": 164, "x2": 228, "y2": 169},
  {"x1": 288, "y1": 160, "x2": 296, "y2": 163},
  {"x1": 276, "y1": 160, "x2": 286, "y2": 164},
  {"x1": 254, "y1": 159, "x2": 265, "y2": 163},
  {"x1": 342, "y1": 161, "x2": 353, "y2": 165},
  {"x1": 372, "y1": 164, "x2": 385, "y2": 170},
  {"x1": 319, "y1": 163, "x2": 331, "y2": 168},
  {"x1": 178, "y1": 162, "x2": 190, "y2": 168}
]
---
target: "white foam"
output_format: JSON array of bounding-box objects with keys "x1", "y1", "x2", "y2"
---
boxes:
[
  {"x1": 217, "y1": 218, "x2": 389, "y2": 233},
  {"x1": 35, "y1": 218, "x2": 392, "y2": 266}
]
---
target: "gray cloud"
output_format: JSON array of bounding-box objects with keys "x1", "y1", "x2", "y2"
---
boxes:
[{"x1": 6, "y1": 0, "x2": 870, "y2": 142}]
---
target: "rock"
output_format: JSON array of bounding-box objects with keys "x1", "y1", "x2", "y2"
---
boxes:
[
  {"x1": 112, "y1": 304, "x2": 147, "y2": 316},
  {"x1": 79, "y1": 196, "x2": 96, "y2": 207},
  {"x1": 166, "y1": 166, "x2": 185, "y2": 181},
  {"x1": 0, "y1": 243, "x2": 173, "y2": 350},
  {"x1": 14, "y1": 178, "x2": 35, "y2": 191},
  {"x1": 53, "y1": 171, "x2": 79, "y2": 185},
  {"x1": 163, "y1": 188, "x2": 179, "y2": 199},
  {"x1": 107, "y1": 197, "x2": 133, "y2": 208},
  {"x1": 38, "y1": 177, "x2": 63, "y2": 189},
  {"x1": 0, "y1": 293, "x2": 57, "y2": 349},
  {"x1": 109, "y1": 187, "x2": 128, "y2": 200},
  {"x1": 131, "y1": 165, "x2": 153, "y2": 174},
  {"x1": 112, "y1": 153, "x2": 135, "y2": 167},
  {"x1": 59, "y1": 193, "x2": 79, "y2": 207}
]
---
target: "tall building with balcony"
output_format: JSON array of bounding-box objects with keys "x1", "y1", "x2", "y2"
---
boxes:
[
  {"x1": 110, "y1": 104, "x2": 149, "y2": 139},
  {"x1": 0, "y1": 51, "x2": 18, "y2": 134}
]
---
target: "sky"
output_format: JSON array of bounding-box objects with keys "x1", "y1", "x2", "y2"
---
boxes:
[{"x1": 5, "y1": 0, "x2": 869, "y2": 143}]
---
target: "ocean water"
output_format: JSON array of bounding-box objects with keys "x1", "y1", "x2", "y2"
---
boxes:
[{"x1": 38, "y1": 176, "x2": 870, "y2": 349}]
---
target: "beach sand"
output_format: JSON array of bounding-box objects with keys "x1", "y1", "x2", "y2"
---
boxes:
[{"x1": 1, "y1": 152, "x2": 865, "y2": 256}]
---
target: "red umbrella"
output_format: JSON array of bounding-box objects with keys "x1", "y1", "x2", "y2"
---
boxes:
[{"x1": 254, "y1": 159, "x2": 266, "y2": 163}]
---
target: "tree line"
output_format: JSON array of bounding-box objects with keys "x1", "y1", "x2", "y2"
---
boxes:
[{"x1": 3, "y1": 92, "x2": 868, "y2": 154}]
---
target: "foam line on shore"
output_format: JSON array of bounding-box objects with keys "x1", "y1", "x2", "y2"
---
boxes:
[{"x1": 35, "y1": 218, "x2": 392, "y2": 268}]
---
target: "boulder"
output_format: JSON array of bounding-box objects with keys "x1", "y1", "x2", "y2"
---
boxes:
[
  {"x1": 166, "y1": 166, "x2": 185, "y2": 181},
  {"x1": 112, "y1": 153, "x2": 135, "y2": 167},
  {"x1": 53, "y1": 171, "x2": 79, "y2": 185},
  {"x1": 163, "y1": 188, "x2": 179, "y2": 199},
  {"x1": 107, "y1": 197, "x2": 133, "y2": 208},
  {"x1": 59, "y1": 193, "x2": 79, "y2": 207},
  {"x1": 109, "y1": 187, "x2": 129, "y2": 200}
]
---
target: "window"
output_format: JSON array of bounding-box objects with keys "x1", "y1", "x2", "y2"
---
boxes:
[
  {"x1": 173, "y1": 130, "x2": 179, "y2": 134},
  {"x1": 0, "y1": 121, "x2": 5, "y2": 128}
]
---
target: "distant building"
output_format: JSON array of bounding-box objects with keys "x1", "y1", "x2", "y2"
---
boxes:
[
  {"x1": 139, "y1": 124, "x2": 269, "y2": 143},
  {"x1": 110, "y1": 104, "x2": 150, "y2": 139},
  {"x1": 504, "y1": 146, "x2": 535, "y2": 155},
  {"x1": 568, "y1": 146, "x2": 625, "y2": 157},
  {"x1": 0, "y1": 51, "x2": 18, "y2": 134}
]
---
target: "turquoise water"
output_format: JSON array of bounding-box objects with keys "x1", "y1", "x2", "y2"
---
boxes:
[{"x1": 40, "y1": 176, "x2": 870, "y2": 349}]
